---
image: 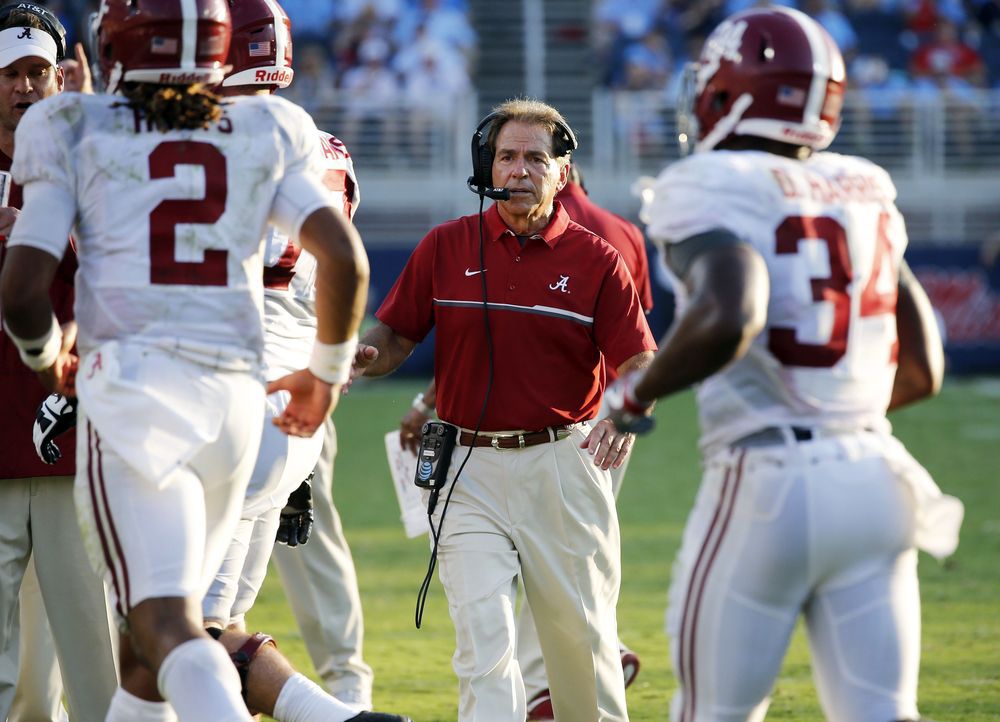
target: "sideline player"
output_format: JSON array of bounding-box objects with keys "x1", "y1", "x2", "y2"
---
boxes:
[
  {"x1": 606, "y1": 7, "x2": 963, "y2": 722},
  {"x1": 0, "y1": 1, "x2": 369, "y2": 721},
  {"x1": 268, "y1": 19, "x2": 376, "y2": 710},
  {"x1": 397, "y1": 162, "x2": 652, "y2": 719},
  {"x1": 196, "y1": 3, "x2": 401, "y2": 720},
  {"x1": 0, "y1": 6, "x2": 117, "y2": 720}
]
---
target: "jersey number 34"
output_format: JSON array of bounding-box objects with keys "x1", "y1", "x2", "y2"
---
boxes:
[{"x1": 768, "y1": 213, "x2": 898, "y2": 368}]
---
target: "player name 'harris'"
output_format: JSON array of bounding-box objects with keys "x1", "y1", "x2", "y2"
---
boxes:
[{"x1": 770, "y1": 166, "x2": 890, "y2": 204}]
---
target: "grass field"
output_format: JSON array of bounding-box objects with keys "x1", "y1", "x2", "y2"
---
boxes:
[{"x1": 249, "y1": 378, "x2": 1000, "y2": 721}]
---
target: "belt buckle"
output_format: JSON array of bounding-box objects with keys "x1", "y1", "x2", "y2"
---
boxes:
[
  {"x1": 518, "y1": 433, "x2": 526, "y2": 449},
  {"x1": 491, "y1": 435, "x2": 501, "y2": 450}
]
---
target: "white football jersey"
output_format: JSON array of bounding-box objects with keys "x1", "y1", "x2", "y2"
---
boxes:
[
  {"x1": 642, "y1": 150, "x2": 906, "y2": 451},
  {"x1": 10, "y1": 92, "x2": 332, "y2": 369},
  {"x1": 261, "y1": 131, "x2": 360, "y2": 378}
]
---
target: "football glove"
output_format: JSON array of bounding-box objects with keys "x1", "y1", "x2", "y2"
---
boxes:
[
  {"x1": 33, "y1": 394, "x2": 78, "y2": 465},
  {"x1": 276, "y1": 476, "x2": 314, "y2": 547},
  {"x1": 605, "y1": 371, "x2": 656, "y2": 435}
]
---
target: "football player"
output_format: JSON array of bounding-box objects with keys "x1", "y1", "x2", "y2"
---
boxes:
[
  {"x1": 0, "y1": 1, "x2": 368, "y2": 721},
  {"x1": 606, "y1": 7, "x2": 963, "y2": 722},
  {"x1": 198, "y1": 2, "x2": 402, "y2": 720}
]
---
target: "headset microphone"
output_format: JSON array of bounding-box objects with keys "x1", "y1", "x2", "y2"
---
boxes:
[{"x1": 466, "y1": 177, "x2": 510, "y2": 201}]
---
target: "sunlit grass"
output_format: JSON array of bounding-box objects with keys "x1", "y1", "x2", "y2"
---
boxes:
[{"x1": 249, "y1": 378, "x2": 1000, "y2": 721}]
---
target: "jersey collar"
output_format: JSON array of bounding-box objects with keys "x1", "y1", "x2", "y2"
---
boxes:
[{"x1": 484, "y1": 201, "x2": 572, "y2": 249}]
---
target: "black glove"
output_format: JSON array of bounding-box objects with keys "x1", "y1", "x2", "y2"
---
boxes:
[
  {"x1": 276, "y1": 477, "x2": 314, "y2": 547},
  {"x1": 604, "y1": 371, "x2": 656, "y2": 435},
  {"x1": 33, "y1": 394, "x2": 78, "y2": 465}
]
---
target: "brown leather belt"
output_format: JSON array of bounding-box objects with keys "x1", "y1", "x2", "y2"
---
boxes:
[{"x1": 459, "y1": 425, "x2": 571, "y2": 450}]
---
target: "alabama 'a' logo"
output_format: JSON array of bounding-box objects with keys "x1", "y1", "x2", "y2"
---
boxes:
[{"x1": 548, "y1": 275, "x2": 570, "y2": 293}]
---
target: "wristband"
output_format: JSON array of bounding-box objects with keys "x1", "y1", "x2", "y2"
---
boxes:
[
  {"x1": 621, "y1": 371, "x2": 652, "y2": 416},
  {"x1": 308, "y1": 333, "x2": 358, "y2": 385},
  {"x1": 4, "y1": 314, "x2": 62, "y2": 371},
  {"x1": 412, "y1": 392, "x2": 434, "y2": 416}
]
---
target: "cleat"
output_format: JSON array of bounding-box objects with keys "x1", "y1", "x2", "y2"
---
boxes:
[
  {"x1": 620, "y1": 645, "x2": 641, "y2": 689},
  {"x1": 526, "y1": 646, "x2": 641, "y2": 720},
  {"x1": 346, "y1": 713, "x2": 413, "y2": 722}
]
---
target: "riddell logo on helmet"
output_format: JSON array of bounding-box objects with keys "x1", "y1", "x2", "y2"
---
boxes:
[
  {"x1": 159, "y1": 71, "x2": 209, "y2": 83},
  {"x1": 781, "y1": 127, "x2": 822, "y2": 142},
  {"x1": 255, "y1": 68, "x2": 291, "y2": 84}
]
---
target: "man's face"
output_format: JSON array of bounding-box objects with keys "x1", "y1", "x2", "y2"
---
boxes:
[
  {"x1": 491, "y1": 120, "x2": 568, "y2": 225},
  {"x1": 0, "y1": 55, "x2": 63, "y2": 133}
]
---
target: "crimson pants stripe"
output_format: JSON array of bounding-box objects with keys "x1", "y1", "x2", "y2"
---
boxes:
[
  {"x1": 678, "y1": 451, "x2": 746, "y2": 722},
  {"x1": 87, "y1": 422, "x2": 132, "y2": 616}
]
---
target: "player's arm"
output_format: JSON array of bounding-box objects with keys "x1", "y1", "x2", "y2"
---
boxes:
[
  {"x1": 889, "y1": 260, "x2": 944, "y2": 411},
  {"x1": 0, "y1": 176, "x2": 77, "y2": 394},
  {"x1": 633, "y1": 230, "x2": 769, "y2": 404}
]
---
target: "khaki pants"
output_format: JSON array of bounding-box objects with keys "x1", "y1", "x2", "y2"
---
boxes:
[
  {"x1": 432, "y1": 422, "x2": 628, "y2": 722},
  {"x1": 0, "y1": 476, "x2": 118, "y2": 722}
]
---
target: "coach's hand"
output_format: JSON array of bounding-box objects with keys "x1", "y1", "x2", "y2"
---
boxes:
[
  {"x1": 345, "y1": 344, "x2": 379, "y2": 391},
  {"x1": 0, "y1": 206, "x2": 18, "y2": 238},
  {"x1": 399, "y1": 407, "x2": 430, "y2": 454},
  {"x1": 276, "y1": 478, "x2": 314, "y2": 547},
  {"x1": 582, "y1": 418, "x2": 636, "y2": 471},
  {"x1": 268, "y1": 370, "x2": 339, "y2": 437},
  {"x1": 33, "y1": 393, "x2": 78, "y2": 465}
]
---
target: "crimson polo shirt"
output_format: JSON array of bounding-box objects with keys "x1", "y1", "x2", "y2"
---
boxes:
[
  {"x1": 377, "y1": 201, "x2": 656, "y2": 431},
  {"x1": 0, "y1": 150, "x2": 78, "y2": 479},
  {"x1": 556, "y1": 181, "x2": 654, "y2": 314}
]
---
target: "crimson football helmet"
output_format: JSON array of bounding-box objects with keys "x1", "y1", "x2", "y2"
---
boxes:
[
  {"x1": 677, "y1": 6, "x2": 846, "y2": 154},
  {"x1": 222, "y1": 0, "x2": 293, "y2": 89},
  {"x1": 92, "y1": 0, "x2": 231, "y2": 94}
]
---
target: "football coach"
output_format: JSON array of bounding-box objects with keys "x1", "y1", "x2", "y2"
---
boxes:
[{"x1": 351, "y1": 98, "x2": 655, "y2": 722}]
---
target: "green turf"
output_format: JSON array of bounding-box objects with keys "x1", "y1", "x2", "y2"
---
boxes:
[{"x1": 249, "y1": 378, "x2": 1000, "y2": 721}]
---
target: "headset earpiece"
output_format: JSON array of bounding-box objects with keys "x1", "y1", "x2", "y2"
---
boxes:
[{"x1": 469, "y1": 111, "x2": 498, "y2": 193}]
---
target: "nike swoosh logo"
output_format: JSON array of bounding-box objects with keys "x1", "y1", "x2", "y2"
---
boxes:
[{"x1": 465, "y1": 268, "x2": 486, "y2": 276}]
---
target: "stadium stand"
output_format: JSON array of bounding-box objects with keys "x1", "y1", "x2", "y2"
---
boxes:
[{"x1": 46, "y1": 0, "x2": 1000, "y2": 248}]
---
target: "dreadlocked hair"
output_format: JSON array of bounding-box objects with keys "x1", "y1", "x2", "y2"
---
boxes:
[{"x1": 120, "y1": 83, "x2": 223, "y2": 131}]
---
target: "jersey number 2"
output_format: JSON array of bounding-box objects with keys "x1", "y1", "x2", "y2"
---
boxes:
[
  {"x1": 148, "y1": 141, "x2": 228, "y2": 286},
  {"x1": 768, "y1": 214, "x2": 897, "y2": 368}
]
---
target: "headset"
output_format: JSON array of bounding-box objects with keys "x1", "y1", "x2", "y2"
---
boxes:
[
  {"x1": 467, "y1": 110, "x2": 579, "y2": 201},
  {"x1": 0, "y1": 2, "x2": 68, "y2": 61}
]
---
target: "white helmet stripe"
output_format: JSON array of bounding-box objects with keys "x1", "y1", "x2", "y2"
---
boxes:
[
  {"x1": 180, "y1": 0, "x2": 197, "y2": 70},
  {"x1": 776, "y1": 7, "x2": 834, "y2": 126},
  {"x1": 261, "y1": 0, "x2": 290, "y2": 67}
]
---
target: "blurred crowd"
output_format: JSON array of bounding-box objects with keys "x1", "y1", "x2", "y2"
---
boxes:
[
  {"x1": 47, "y1": 1, "x2": 1000, "y2": 109},
  {"x1": 48, "y1": 0, "x2": 477, "y2": 118},
  {"x1": 39, "y1": 0, "x2": 1000, "y2": 163},
  {"x1": 597, "y1": 0, "x2": 1000, "y2": 98},
  {"x1": 598, "y1": 0, "x2": 1000, "y2": 161}
]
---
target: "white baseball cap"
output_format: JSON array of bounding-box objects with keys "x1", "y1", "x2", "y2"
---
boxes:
[{"x1": 0, "y1": 25, "x2": 58, "y2": 69}]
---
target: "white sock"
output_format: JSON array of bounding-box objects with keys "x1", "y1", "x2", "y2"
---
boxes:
[
  {"x1": 105, "y1": 688, "x2": 178, "y2": 722},
  {"x1": 157, "y1": 638, "x2": 253, "y2": 722},
  {"x1": 273, "y1": 673, "x2": 359, "y2": 722}
]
